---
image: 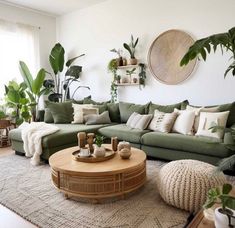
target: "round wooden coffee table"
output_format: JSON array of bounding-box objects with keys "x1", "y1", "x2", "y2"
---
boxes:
[{"x1": 49, "y1": 144, "x2": 146, "y2": 202}]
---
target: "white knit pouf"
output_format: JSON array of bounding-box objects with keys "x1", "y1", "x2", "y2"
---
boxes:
[{"x1": 158, "y1": 159, "x2": 226, "y2": 213}]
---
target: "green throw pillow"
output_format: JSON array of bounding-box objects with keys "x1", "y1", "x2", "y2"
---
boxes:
[
  {"x1": 107, "y1": 103, "x2": 120, "y2": 123},
  {"x1": 44, "y1": 108, "x2": 54, "y2": 123},
  {"x1": 119, "y1": 102, "x2": 148, "y2": 123},
  {"x1": 149, "y1": 100, "x2": 188, "y2": 114},
  {"x1": 45, "y1": 101, "x2": 73, "y2": 124}
]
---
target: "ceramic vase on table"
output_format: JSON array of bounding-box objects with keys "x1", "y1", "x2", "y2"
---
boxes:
[
  {"x1": 214, "y1": 207, "x2": 235, "y2": 228},
  {"x1": 94, "y1": 145, "x2": 105, "y2": 157}
]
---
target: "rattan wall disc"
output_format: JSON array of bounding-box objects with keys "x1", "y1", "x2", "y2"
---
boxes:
[{"x1": 148, "y1": 29, "x2": 196, "y2": 84}]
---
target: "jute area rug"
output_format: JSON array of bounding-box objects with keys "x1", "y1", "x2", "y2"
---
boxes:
[{"x1": 0, "y1": 154, "x2": 191, "y2": 228}]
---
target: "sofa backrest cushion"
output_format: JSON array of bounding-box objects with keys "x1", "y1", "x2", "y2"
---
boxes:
[
  {"x1": 45, "y1": 101, "x2": 73, "y2": 124},
  {"x1": 83, "y1": 97, "x2": 110, "y2": 105},
  {"x1": 107, "y1": 103, "x2": 120, "y2": 123},
  {"x1": 44, "y1": 108, "x2": 54, "y2": 123},
  {"x1": 149, "y1": 100, "x2": 188, "y2": 114},
  {"x1": 93, "y1": 104, "x2": 108, "y2": 114},
  {"x1": 119, "y1": 102, "x2": 149, "y2": 123},
  {"x1": 182, "y1": 102, "x2": 235, "y2": 127}
]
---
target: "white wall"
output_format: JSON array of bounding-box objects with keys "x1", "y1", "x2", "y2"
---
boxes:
[
  {"x1": 0, "y1": 2, "x2": 56, "y2": 70},
  {"x1": 57, "y1": 0, "x2": 235, "y2": 106}
]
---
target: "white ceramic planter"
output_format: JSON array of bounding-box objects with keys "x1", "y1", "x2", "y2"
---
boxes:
[
  {"x1": 214, "y1": 207, "x2": 235, "y2": 228},
  {"x1": 94, "y1": 146, "x2": 105, "y2": 157}
]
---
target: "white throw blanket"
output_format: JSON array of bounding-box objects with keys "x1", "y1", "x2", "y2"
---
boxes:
[{"x1": 19, "y1": 122, "x2": 59, "y2": 166}]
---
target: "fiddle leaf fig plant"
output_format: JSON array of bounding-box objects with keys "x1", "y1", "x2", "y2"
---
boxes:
[{"x1": 180, "y1": 27, "x2": 235, "y2": 77}]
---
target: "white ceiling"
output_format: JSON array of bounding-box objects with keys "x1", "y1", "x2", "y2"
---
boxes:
[{"x1": 1, "y1": 0, "x2": 108, "y2": 16}]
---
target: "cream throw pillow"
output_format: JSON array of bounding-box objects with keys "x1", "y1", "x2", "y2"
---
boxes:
[
  {"x1": 72, "y1": 104, "x2": 98, "y2": 124},
  {"x1": 186, "y1": 105, "x2": 219, "y2": 133},
  {"x1": 126, "y1": 112, "x2": 153, "y2": 130},
  {"x1": 196, "y1": 111, "x2": 230, "y2": 139},
  {"x1": 148, "y1": 109, "x2": 178, "y2": 133},
  {"x1": 172, "y1": 109, "x2": 195, "y2": 135}
]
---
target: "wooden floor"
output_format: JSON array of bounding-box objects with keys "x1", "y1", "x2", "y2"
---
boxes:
[{"x1": 0, "y1": 147, "x2": 37, "y2": 228}]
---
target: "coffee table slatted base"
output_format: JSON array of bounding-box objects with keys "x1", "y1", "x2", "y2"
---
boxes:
[{"x1": 51, "y1": 162, "x2": 146, "y2": 201}]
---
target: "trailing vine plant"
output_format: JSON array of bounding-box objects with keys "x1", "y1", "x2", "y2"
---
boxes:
[
  {"x1": 108, "y1": 59, "x2": 118, "y2": 103},
  {"x1": 138, "y1": 63, "x2": 146, "y2": 89}
]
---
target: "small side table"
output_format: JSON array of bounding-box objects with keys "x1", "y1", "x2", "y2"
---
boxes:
[{"x1": 0, "y1": 120, "x2": 14, "y2": 147}]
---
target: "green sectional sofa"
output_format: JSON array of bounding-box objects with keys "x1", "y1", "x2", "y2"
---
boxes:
[{"x1": 9, "y1": 98, "x2": 235, "y2": 165}]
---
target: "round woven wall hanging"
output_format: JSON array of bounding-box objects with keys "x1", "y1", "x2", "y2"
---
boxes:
[{"x1": 148, "y1": 29, "x2": 197, "y2": 85}]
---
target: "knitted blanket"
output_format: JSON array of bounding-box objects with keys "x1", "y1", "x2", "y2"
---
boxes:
[{"x1": 19, "y1": 122, "x2": 59, "y2": 165}]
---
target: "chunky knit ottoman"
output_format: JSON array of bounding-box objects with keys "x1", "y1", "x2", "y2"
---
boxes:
[{"x1": 158, "y1": 159, "x2": 226, "y2": 213}]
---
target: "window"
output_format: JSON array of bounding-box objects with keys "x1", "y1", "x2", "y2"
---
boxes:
[{"x1": 0, "y1": 19, "x2": 39, "y2": 98}]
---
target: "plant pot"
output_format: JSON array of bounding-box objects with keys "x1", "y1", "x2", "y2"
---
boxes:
[
  {"x1": 127, "y1": 58, "x2": 137, "y2": 65},
  {"x1": 133, "y1": 78, "x2": 138, "y2": 83},
  {"x1": 94, "y1": 146, "x2": 105, "y2": 157},
  {"x1": 119, "y1": 148, "x2": 131, "y2": 159},
  {"x1": 214, "y1": 207, "x2": 234, "y2": 228}
]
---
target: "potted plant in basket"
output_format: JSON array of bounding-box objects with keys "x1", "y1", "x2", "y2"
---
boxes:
[
  {"x1": 204, "y1": 183, "x2": 235, "y2": 227},
  {"x1": 94, "y1": 135, "x2": 106, "y2": 157},
  {"x1": 123, "y1": 35, "x2": 139, "y2": 65},
  {"x1": 126, "y1": 68, "x2": 136, "y2": 83}
]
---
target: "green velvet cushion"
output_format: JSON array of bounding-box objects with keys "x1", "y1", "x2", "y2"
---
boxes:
[
  {"x1": 119, "y1": 102, "x2": 149, "y2": 123},
  {"x1": 45, "y1": 101, "x2": 73, "y2": 124},
  {"x1": 36, "y1": 110, "x2": 45, "y2": 122},
  {"x1": 44, "y1": 108, "x2": 54, "y2": 123},
  {"x1": 149, "y1": 100, "x2": 188, "y2": 114},
  {"x1": 107, "y1": 103, "x2": 120, "y2": 123},
  {"x1": 141, "y1": 132, "x2": 232, "y2": 158},
  {"x1": 84, "y1": 111, "x2": 111, "y2": 125},
  {"x1": 98, "y1": 124, "x2": 150, "y2": 143}
]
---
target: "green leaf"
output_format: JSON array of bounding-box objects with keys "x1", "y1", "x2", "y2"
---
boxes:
[
  {"x1": 123, "y1": 43, "x2": 132, "y2": 56},
  {"x1": 19, "y1": 98, "x2": 29, "y2": 105},
  {"x1": 19, "y1": 61, "x2": 33, "y2": 92},
  {"x1": 7, "y1": 90, "x2": 20, "y2": 103},
  {"x1": 32, "y1": 69, "x2": 46, "y2": 95},
  {"x1": 49, "y1": 43, "x2": 65, "y2": 74},
  {"x1": 66, "y1": 54, "x2": 85, "y2": 67},
  {"x1": 26, "y1": 91, "x2": 36, "y2": 103},
  {"x1": 203, "y1": 200, "x2": 215, "y2": 209},
  {"x1": 65, "y1": 65, "x2": 82, "y2": 79},
  {"x1": 222, "y1": 183, "x2": 232, "y2": 194},
  {"x1": 134, "y1": 38, "x2": 139, "y2": 47}
]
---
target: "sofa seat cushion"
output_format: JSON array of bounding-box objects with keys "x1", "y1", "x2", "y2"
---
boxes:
[
  {"x1": 98, "y1": 124, "x2": 150, "y2": 143},
  {"x1": 9, "y1": 123, "x2": 114, "y2": 149},
  {"x1": 141, "y1": 132, "x2": 232, "y2": 158}
]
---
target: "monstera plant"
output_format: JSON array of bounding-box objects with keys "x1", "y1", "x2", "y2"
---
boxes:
[
  {"x1": 44, "y1": 43, "x2": 85, "y2": 102},
  {"x1": 180, "y1": 27, "x2": 235, "y2": 77}
]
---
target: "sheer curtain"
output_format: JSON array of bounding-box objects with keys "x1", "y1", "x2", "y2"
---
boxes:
[{"x1": 0, "y1": 19, "x2": 39, "y2": 100}]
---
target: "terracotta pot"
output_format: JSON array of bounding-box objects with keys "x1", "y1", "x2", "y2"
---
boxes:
[
  {"x1": 214, "y1": 207, "x2": 234, "y2": 228},
  {"x1": 127, "y1": 58, "x2": 138, "y2": 65},
  {"x1": 94, "y1": 146, "x2": 105, "y2": 157}
]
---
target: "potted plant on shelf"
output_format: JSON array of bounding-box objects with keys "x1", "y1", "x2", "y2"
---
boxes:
[
  {"x1": 204, "y1": 183, "x2": 235, "y2": 227},
  {"x1": 94, "y1": 135, "x2": 106, "y2": 157},
  {"x1": 123, "y1": 35, "x2": 139, "y2": 65},
  {"x1": 126, "y1": 68, "x2": 136, "y2": 83},
  {"x1": 116, "y1": 75, "x2": 121, "y2": 84},
  {"x1": 110, "y1": 48, "x2": 124, "y2": 66}
]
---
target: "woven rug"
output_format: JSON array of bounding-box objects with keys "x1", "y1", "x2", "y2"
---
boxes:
[{"x1": 0, "y1": 154, "x2": 195, "y2": 227}]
